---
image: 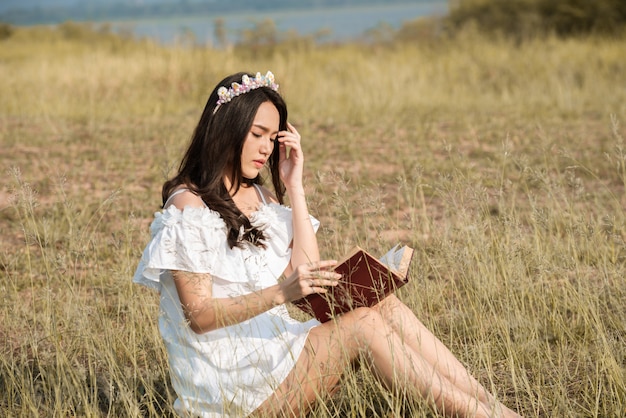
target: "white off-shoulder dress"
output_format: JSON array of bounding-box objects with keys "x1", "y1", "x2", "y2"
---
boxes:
[{"x1": 132, "y1": 189, "x2": 321, "y2": 417}]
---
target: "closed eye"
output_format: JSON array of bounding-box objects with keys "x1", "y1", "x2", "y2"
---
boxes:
[{"x1": 252, "y1": 132, "x2": 277, "y2": 143}]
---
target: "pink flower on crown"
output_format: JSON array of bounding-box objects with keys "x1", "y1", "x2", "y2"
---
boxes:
[
  {"x1": 217, "y1": 86, "x2": 229, "y2": 102},
  {"x1": 213, "y1": 71, "x2": 279, "y2": 112}
]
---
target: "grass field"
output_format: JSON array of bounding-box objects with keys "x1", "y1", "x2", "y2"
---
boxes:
[{"x1": 1, "y1": 25, "x2": 625, "y2": 417}]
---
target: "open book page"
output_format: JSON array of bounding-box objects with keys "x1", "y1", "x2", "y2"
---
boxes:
[{"x1": 378, "y1": 244, "x2": 414, "y2": 277}]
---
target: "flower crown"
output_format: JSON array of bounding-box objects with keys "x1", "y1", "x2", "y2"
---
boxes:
[{"x1": 214, "y1": 71, "x2": 279, "y2": 112}]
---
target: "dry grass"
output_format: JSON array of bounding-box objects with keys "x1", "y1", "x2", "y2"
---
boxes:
[{"x1": 0, "y1": 25, "x2": 625, "y2": 417}]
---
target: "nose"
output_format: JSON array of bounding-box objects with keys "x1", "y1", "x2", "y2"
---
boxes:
[{"x1": 260, "y1": 136, "x2": 273, "y2": 155}]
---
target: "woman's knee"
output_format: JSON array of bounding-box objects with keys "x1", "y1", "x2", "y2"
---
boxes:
[{"x1": 337, "y1": 306, "x2": 388, "y2": 334}]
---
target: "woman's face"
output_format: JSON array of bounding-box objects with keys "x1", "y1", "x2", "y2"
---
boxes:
[{"x1": 240, "y1": 101, "x2": 280, "y2": 180}]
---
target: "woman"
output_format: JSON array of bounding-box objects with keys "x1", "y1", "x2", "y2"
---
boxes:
[{"x1": 133, "y1": 71, "x2": 521, "y2": 417}]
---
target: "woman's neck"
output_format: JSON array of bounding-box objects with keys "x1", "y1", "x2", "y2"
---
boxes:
[
  {"x1": 232, "y1": 185, "x2": 263, "y2": 217},
  {"x1": 222, "y1": 175, "x2": 259, "y2": 214}
]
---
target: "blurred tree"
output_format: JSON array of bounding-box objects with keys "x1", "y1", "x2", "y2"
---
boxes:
[
  {"x1": 0, "y1": 22, "x2": 14, "y2": 40},
  {"x1": 238, "y1": 18, "x2": 278, "y2": 47},
  {"x1": 363, "y1": 22, "x2": 396, "y2": 44},
  {"x1": 446, "y1": 0, "x2": 626, "y2": 38},
  {"x1": 176, "y1": 26, "x2": 196, "y2": 47},
  {"x1": 214, "y1": 18, "x2": 228, "y2": 49},
  {"x1": 394, "y1": 17, "x2": 444, "y2": 44}
]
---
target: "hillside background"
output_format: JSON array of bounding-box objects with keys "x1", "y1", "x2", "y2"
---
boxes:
[{"x1": 0, "y1": 0, "x2": 427, "y2": 25}]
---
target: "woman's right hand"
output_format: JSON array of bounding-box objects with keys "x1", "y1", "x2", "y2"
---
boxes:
[{"x1": 280, "y1": 260, "x2": 341, "y2": 302}]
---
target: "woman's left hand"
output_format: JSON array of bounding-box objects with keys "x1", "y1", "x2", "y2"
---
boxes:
[{"x1": 278, "y1": 122, "x2": 304, "y2": 190}]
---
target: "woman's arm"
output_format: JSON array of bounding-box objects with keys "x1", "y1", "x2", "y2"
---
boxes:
[
  {"x1": 172, "y1": 270, "x2": 284, "y2": 333},
  {"x1": 278, "y1": 122, "x2": 320, "y2": 275},
  {"x1": 173, "y1": 259, "x2": 339, "y2": 334},
  {"x1": 287, "y1": 186, "x2": 319, "y2": 272}
]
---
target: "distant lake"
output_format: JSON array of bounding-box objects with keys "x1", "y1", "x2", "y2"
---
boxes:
[{"x1": 112, "y1": 2, "x2": 448, "y2": 45}]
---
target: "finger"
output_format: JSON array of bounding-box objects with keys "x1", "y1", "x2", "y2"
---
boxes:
[
  {"x1": 316, "y1": 272, "x2": 342, "y2": 283},
  {"x1": 306, "y1": 277, "x2": 339, "y2": 296},
  {"x1": 278, "y1": 134, "x2": 301, "y2": 147},
  {"x1": 306, "y1": 279, "x2": 332, "y2": 291},
  {"x1": 281, "y1": 124, "x2": 301, "y2": 140},
  {"x1": 306, "y1": 260, "x2": 337, "y2": 271},
  {"x1": 313, "y1": 277, "x2": 340, "y2": 287},
  {"x1": 287, "y1": 122, "x2": 299, "y2": 135},
  {"x1": 279, "y1": 141, "x2": 287, "y2": 161},
  {"x1": 311, "y1": 268, "x2": 340, "y2": 278},
  {"x1": 283, "y1": 142, "x2": 301, "y2": 160},
  {"x1": 318, "y1": 259, "x2": 338, "y2": 270},
  {"x1": 278, "y1": 140, "x2": 300, "y2": 154}
]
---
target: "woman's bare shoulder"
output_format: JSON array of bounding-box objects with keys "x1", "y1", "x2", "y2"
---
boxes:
[{"x1": 165, "y1": 187, "x2": 205, "y2": 210}]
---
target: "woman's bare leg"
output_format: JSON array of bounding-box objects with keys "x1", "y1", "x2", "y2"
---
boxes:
[
  {"x1": 373, "y1": 295, "x2": 492, "y2": 401},
  {"x1": 252, "y1": 314, "x2": 354, "y2": 417},
  {"x1": 374, "y1": 295, "x2": 521, "y2": 417},
  {"x1": 254, "y1": 307, "x2": 497, "y2": 417}
]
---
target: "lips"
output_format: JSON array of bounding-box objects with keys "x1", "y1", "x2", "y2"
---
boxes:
[{"x1": 253, "y1": 159, "x2": 266, "y2": 168}]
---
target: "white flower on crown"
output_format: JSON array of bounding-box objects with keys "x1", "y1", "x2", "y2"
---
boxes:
[{"x1": 214, "y1": 71, "x2": 279, "y2": 112}]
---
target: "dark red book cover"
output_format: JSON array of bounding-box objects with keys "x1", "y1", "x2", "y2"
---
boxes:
[{"x1": 293, "y1": 245, "x2": 414, "y2": 323}]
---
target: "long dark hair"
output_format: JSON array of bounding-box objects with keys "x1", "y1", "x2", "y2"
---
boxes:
[{"x1": 162, "y1": 72, "x2": 288, "y2": 248}]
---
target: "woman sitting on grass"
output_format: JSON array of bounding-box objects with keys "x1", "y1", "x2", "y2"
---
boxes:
[{"x1": 133, "y1": 71, "x2": 521, "y2": 417}]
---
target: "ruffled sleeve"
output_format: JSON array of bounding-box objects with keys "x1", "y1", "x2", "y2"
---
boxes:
[
  {"x1": 132, "y1": 206, "x2": 229, "y2": 292},
  {"x1": 251, "y1": 204, "x2": 320, "y2": 278}
]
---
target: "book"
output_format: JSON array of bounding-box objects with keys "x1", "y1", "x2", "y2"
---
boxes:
[{"x1": 293, "y1": 244, "x2": 414, "y2": 323}]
